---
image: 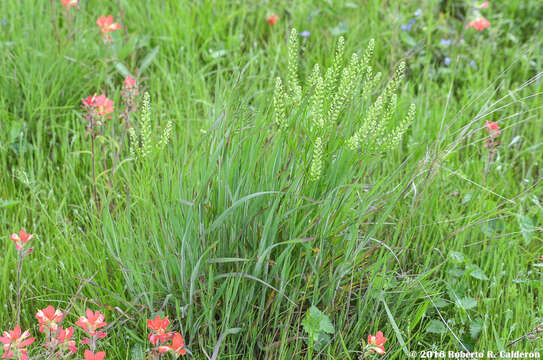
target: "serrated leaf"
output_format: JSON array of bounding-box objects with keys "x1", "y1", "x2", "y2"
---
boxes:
[
  {"x1": 518, "y1": 214, "x2": 535, "y2": 245},
  {"x1": 302, "y1": 306, "x2": 334, "y2": 343},
  {"x1": 470, "y1": 318, "x2": 484, "y2": 339},
  {"x1": 462, "y1": 193, "x2": 473, "y2": 204},
  {"x1": 449, "y1": 251, "x2": 465, "y2": 263},
  {"x1": 426, "y1": 319, "x2": 446, "y2": 334},
  {"x1": 330, "y1": 22, "x2": 348, "y2": 36},
  {"x1": 432, "y1": 299, "x2": 449, "y2": 308},
  {"x1": 468, "y1": 266, "x2": 489, "y2": 281},
  {"x1": 448, "y1": 268, "x2": 465, "y2": 277},
  {"x1": 456, "y1": 297, "x2": 477, "y2": 310},
  {"x1": 130, "y1": 344, "x2": 144, "y2": 360}
]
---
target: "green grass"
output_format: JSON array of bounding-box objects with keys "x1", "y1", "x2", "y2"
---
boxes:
[{"x1": 1, "y1": 0, "x2": 542, "y2": 359}]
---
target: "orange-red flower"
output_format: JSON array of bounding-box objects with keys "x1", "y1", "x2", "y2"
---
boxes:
[
  {"x1": 96, "y1": 15, "x2": 120, "y2": 34},
  {"x1": 10, "y1": 229, "x2": 33, "y2": 252},
  {"x1": 468, "y1": 17, "x2": 490, "y2": 31},
  {"x1": 93, "y1": 95, "x2": 114, "y2": 117},
  {"x1": 0, "y1": 326, "x2": 35, "y2": 360},
  {"x1": 158, "y1": 332, "x2": 187, "y2": 355},
  {"x1": 36, "y1": 305, "x2": 64, "y2": 333},
  {"x1": 76, "y1": 309, "x2": 107, "y2": 338},
  {"x1": 96, "y1": 15, "x2": 120, "y2": 42},
  {"x1": 84, "y1": 350, "x2": 106, "y2": 360},
  {"x1": 267, "y1": 14, "x2": 279, "y2": 26},
  {"x1": 147, "y1": 315, "x2": 173, "y2": 345},
  {"x1": 484, "y1": 121, "x2": 500, "y2": 138},
  {"x1": 55, "y1": 326, "x2": 77, "y2": 354},
  {"x1": 82, "y1": 94, "x2": 114, "y2": 118},
  {"x1": 61, "y1": 0, "x2": 79, "y2": 9},
  {"x1": 123, "y1": 75, "x2": 137, "y2": 89},
  {"x1": 367, "y1": 331, "x2": 386, "y2": 354}
]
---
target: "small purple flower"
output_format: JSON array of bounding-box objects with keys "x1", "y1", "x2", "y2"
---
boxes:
[
  {"x1": 444, "y1": 57, "x2": 452, "y2": 66},
  {"x1": 300, "y1": 30, "x2": 310, "y2": 37},
  {"x1": 401, "y1": 23, "x2": 413, "y2": 31},
  {"x1": 408, "y1": 18, "x2": 416, "y2": 24},
  {"x1": 414, "y1": 8, "x2": 422, "y2": 17},
  {"x1": 440, "y1": 38, "x2": 451, "y2": 46},
  {"x1": 1, "y1": 19, "x2": 7, "y2": 26},
  {"x1": 469, "y1": 60, "x2": 478, "y2": 70}
]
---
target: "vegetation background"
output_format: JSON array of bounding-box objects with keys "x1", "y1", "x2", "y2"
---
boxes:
[{"x1": 1, "y1": 0, "x2": 542, "y2": 358}]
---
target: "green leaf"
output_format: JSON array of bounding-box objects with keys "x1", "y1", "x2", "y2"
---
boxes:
[
  {"x1": 302, "y1": 306, "x2": 335, "y2": 344},
  {"x1": 330, "y1": 22, "x2": 348, "y2": 36},
  {"x1": 518, "y1": 214, "x2": 535, "y2": 245},
  {"x1": 130, "y1": 344, "x2": 144, "y2": 360},
  {"x1": 468, "y1": 265, "x2": 489, "y2": 281},
  {"x1": 456, "y1": 297, "x2": 477, "y2": 310},
  {"x1": 115, "y1": 62, "x2": 133, "y2": 78},
  {"x1": 432, "y1": 299, "x2": 449, "y2": 308},
  {"x1": 426, "y1": 319, "x2": 446, "y2": 334},
  {"x1": 470, "y1": 318, "x2": 484, "y2": 339},
  {"x1": 0, "y1": 199, "x2": 20, "y2": 208},
  {"x1": 449, "y1": 251, "x2": 465, "y2": 263},
  {"x1": 139, "y1": 46, "x2": 159, "y2": 74},
  {"x1": 447, "y1": 268, "x2": 465, "y2": 277}
]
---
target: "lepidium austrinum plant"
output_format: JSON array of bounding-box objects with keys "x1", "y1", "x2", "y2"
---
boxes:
[
  {"x1": 273, "y1": 29, "x2": 416, "y2": 182},
  {"x1": 2, "y1": 230, "x2": 188, "y2": 359},
  {"x1": 129, "y1": 92, "x2": 173, "y2": 161}
]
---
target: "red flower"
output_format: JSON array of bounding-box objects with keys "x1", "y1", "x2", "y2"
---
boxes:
[
  {"x1": 367, "y1": 331, "x2": 387, "y2": 355},
  {"x1": 96, "y1": 15, "x2": 120, "y2": 34},
  {"x1": 84, "y1": 350, "x2": 106, "y2": 360},
  {"x1": 267, "y1": 14, "x2": 279, "y2": 26},
  {"x1": 484, "y1": 121, "x2": 500, "y2": 138},
  {"x1": 61, "y1": 0, "x2": 79, "y2": 9},
  {"x1": 158, "y1": 332, "x2": 187, "y2": 356},
  {"x1": 9, "y1": 229, "x2": 33, "y2": 252},
  {"x1": 81, "y1": 94, "x2": 114, "y2": 118},
  {"x1": 36, "y1": 305, "x2": 64, "y2": 333},
  {"x1": 93, "y1": 95, "x2": 114, "y2": 117},
  {"x1": 468, "y1": 17, "x2": 490, "y2": 31},
  {"x1": 123, "y1": 75, "x2": 137, "y2": 89},
  {"x1": 0, "y1": 326, "x2": 36, "y2": 360},
  {"x1": 56, "y1": 327, "x2": 77, "y2": 354},
  {"x1": 76, "y1": 309, "x2": 107, "y2": 338},
  {"x1": 147, "y1": 315, "x2": 173, "y2": 345}
]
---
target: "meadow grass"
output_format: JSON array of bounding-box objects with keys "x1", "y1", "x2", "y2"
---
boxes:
[{"x1": 1, "y1": 0, "x2": 542, "y2": 359}]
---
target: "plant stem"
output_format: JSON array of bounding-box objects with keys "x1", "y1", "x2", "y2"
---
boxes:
[
  {"x1": 15, "y1": 251, "x2": 23, "y2": 325},
  {"x1": 109, "y1": 118, "x2": 130, "y2": 189},
  {"x1": 91, "y1": 133, "x2": 99, "y2": 209}
]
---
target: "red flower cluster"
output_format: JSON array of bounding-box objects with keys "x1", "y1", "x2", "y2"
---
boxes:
[
  {"x1": 267, "y1": 14, "x2": 279, "y2": 26},
  {"x1": 84, "y1": 350, "x2": 106, "y2": 360},
  {"x1": 36, "y1": 305, "x2": 64, "y2": 333},
  {"x1": 147, "y1": 315, "x2": 187, "y2": 356},
  {"x1": 468, "y1": 17, "x2": 490, "y2": 31},
  {"x1": 82, "y1": 94, "x2": 114, "y2": 119},
  {"x1": 484, "y1": 121, "x2": 500, "y2": 138},
  {"x1": 367, "y1": 331, "x2": 387, "y2": 354},
  {"x1": 10, "y1": 229, "x2": 33, "y2": 253},
  {"x1": 0, "y1": 326, "x2": 35, "y2": 360},
  {"x1": 76, "y1": 309, "x2": 108, "y2": 341},
  {"x1": 96, "y1": 15, "x2": 120, "y2": 42},
  {"x1": 61, "y1": 0, "x2": 79, "y2": 10}
]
